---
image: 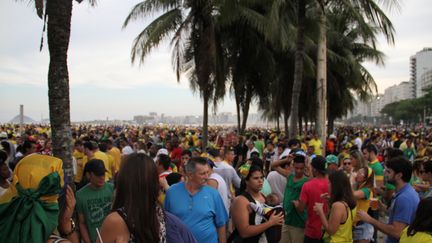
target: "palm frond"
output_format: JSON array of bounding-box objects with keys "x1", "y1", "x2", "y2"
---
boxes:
[{"x1": 130, "y1": 9, "x2": 182, "y2": 64}]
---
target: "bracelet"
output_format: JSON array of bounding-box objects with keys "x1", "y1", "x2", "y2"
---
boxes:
[{"x1": 61, "y1": 218, "x2": 76, "y2": 237}]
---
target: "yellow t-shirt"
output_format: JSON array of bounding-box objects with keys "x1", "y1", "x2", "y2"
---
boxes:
[
  {"x1": 84, "y1": 151, "x2": 112, "y2": 181},
  {"x1": 107, "y1": 147, "x2": 121, "y2": 173},
  {"x1": 93, "y1": 151, "x2": 113, "y2": 180},
  {"x1": 400, "y1": 227, "x2": 432, "y2": 243},
  {"x1": 73, "y1": 150, "x2": 85, "y2": 183},
  {"x1": 309, "y1": 138, "x2": 323, "y2": 156}
]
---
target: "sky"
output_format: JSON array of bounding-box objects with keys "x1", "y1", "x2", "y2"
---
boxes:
[{"x1": 0, "y1": 0, "x2": 431, "y2": 123}]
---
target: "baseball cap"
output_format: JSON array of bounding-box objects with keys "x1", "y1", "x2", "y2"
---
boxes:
[
  {"x1": 311, "y1": 156, "x2": 327, "y2": 173},
  {"x1": 156, "y1": 148, "x2": 169, "y2": 157},
  {"x1": 86, "y1": 159, "x2": 107, "y2": 176},
  {"x1": 0, "y1": 132, "x2": 8, "y2": 139},
  {"x1": 326, "y1": 155, "x2": 339, "y2": 165},
  {"x1": 200, "y1": 153, "x2": 217, "y2": 168}
]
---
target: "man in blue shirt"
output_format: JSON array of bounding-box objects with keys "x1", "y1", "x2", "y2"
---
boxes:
[
  {"x1": 358, "y1": 156, "x2": 420, "y2": 243},
  {"x1": 164, "y1": 157, "x2": 228, "y2": 243}
]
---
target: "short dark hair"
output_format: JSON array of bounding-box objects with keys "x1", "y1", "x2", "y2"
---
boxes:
[
  {"x1": 83, "y1": 141, "x2": 96, "y2": 150},
  {"x1": 287, "y1": 139, "x2": 300, "y2": 148},
  {"x1": 22, "y1": 140, "x2": 36, "y2": 154},
  {"x1": 424, "y1": 160, "x2": 432, "y2": 173},
  {"x1": 362, "y1": 144, "x2": 378, "y2": 155},
  {"x1": 166, "y1": 173, "x2": 183, "y2": 186},
  {"x1": 181, "y1": 150, "x2": 192, "y2": 157},
  {"x1": 157, "y1": 154, "x2": 171, "y2": 171},
  {"x1": 384, "y1": 147, "x2": 403, "y2": 160},
  {"x1": 386, "y1": 156, "x2": 412, "y2": 183},
  {"x1": 208, "y1": 148, "x2": 220, "y2": 158}
]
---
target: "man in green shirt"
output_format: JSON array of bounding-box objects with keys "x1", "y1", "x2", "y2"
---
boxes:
[
  {"x1": 76, "y1": 159, "x2": 114, "y2": 243},
  {"x1": 363, "y1": 144, "x2": 384, "y2": 191},
  {"x1": 280, "y1": 151, "x2": 309, "y2": 243}
]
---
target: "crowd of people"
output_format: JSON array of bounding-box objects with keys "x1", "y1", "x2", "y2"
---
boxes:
[{"x1": 1, "y1": 123, "x2": 432, "y2": 243}]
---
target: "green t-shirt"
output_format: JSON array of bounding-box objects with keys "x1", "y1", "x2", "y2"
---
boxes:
[
  {"x1": 260, "y1": 179, "x2": 272, "y2": 197},
  {"x1": 369, "y1": 160, "x2": 384, "y2": 182},
  {"x1": 360, "y1": 187, "x2": 371, "y2": 199},
  {"x1": 283, "y1": 174, "x2": 308, "y2": 228},
  {"x1": 76, "y1": 182, "x2": 114, "y2": 243},
  {"x1": 254, "y1": 140, "x2": 265, "y2": 158}
]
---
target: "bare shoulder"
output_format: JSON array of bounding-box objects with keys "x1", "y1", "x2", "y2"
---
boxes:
[
  {"x1": 99, "y1": 211, "x2": 130, "y2": 242},
  {"x1": 233, "y1": 194, "x2": 250, "y2": 208},
  {"x1": 331, "y1": 201, "x2": 346, "y2": 209},
  {"x1": 104, "y1": 211, "x2": 125, "y2": 224}
]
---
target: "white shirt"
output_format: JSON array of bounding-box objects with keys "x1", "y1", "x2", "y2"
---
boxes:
[
  {"x1": 209, "y1": 173, "x2": 230, "y2": 214},
  {"x1": 246, "y1": 147, "x2": 259, "y2": 159},
  {"x1": 214, "y1": 161, "x2": 241, "y2": 199},
  {"x1": 266, "y1": 171, "x2": 287, "y2": 201},
  {"x1": 354, "y1": 137, "x2": 362, "y2": 151},
  {"x1": 279, "y1": 148, "x2": 291, "y2": 159}
]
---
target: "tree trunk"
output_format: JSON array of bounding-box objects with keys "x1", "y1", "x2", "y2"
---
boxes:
[
  {"x1": 241, "y1": 85, "x2": 252, "y2": 133},
  {"x1": 299, "y1": 115, "x2": 303, "y2": 134},
  {"x1": 284, "y1": 113, "x2": 289, "y2": 136},
  {"x1": 276, "y1": 118, "x2": 280, "y2": 131},
  {"x1": 46, "y1": 0, "x2": 74, "y2": 181},
  {"x1": 328, "y1": 115, "x2": 334, "y2": 135},
  {"x1": 235, "y1": 90, "x2": 242, "y2": 134},
  {"x1": 289, "y1": 0, "x2": 306, "y2": 139},
  {"x1": 202, "y1": 93, "x2": 209, "y2": 152},
  {"x1": 315, "y1": 0, "x2": 327, "y2": 155}
]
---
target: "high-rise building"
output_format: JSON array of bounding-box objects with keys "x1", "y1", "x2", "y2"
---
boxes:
[
  {"x1": 420, "y1": 69, "x2": 432, "y2": 93},
  {"x1": 382, "y1": 81, "x2": 415, "y2": 105},
  {"x1": 410, "y1": 48, "x2": 432, "y2": 97}
]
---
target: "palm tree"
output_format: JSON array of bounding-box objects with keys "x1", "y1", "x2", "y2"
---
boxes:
[
  {"x1": 314, "y1": 0, "x2": 399, "y2": 150},
  {"x1": 24, "y1": 0, "x2": 95, "y2": 180},
  {"x1": 123, "y1": 0, "x2": 226, "y2": 151}
]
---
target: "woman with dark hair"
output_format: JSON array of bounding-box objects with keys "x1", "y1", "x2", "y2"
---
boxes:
[
  {"x1": 352, "y1": 167, "x2": 375, "y2": 242},
  {"x1": 98, "y1": 153, "x2": 196, "y2": 243},
  {"x1": 400, "y1": 197, "x2": 432, "y2": 242},
  {"x1": 231, "y1": 165, "x2": 284, "y2": 243},
  {"x1": 314, "y1": 170, "x2": 357, "y2": 242}
]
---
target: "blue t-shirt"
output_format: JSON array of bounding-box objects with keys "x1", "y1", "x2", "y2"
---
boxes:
[
  {"x1": 386, "y1": 184, "x2": 420, "y2": 243},
  {"x1": 164, "y1": 182, "x2": 228, "y2": 243}
]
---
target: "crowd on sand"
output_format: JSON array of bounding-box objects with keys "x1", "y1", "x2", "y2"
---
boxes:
[{"x1": 1, "y1": 124, "x2": 432, "y2": 243}]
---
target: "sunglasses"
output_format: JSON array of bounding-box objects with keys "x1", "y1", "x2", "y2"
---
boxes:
[{"x1": 343, "y1": 162, "x2": 351, "y2": 165}]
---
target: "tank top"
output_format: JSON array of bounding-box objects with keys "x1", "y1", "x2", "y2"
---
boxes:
[{"x1": 330, "y1": 202, "x2": 356, "y2": 243}]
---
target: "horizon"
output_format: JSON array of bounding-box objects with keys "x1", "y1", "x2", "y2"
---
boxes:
[{"x1": 1, "y1": 0, "x2": 431, "y2": 123}]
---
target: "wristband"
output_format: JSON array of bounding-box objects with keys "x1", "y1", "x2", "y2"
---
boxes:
[{"x1": 61, "y1": 218, "x2": 76, "y2": 237}]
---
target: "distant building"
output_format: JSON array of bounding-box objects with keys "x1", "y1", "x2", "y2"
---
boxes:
[
  {"x1": 420, "y1": 69, "x2": 432, "y2": 93},
  {"x1": 410, "y1": 47, "x2": 432, "y2": 97},
  {"x1": 9, "y1": 115, "x2": 35, "y2": 124},
  {"x1": 382, "y1": 81, "x2": 415, "y2": 105}
]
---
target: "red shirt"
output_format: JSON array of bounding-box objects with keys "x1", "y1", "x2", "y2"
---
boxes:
[
  {"x1": 170, "y1": 147, "x2": 183, "y2": 167},
  {"x1": 300, "y1": 177, "x2": 329, "y2": 239}
]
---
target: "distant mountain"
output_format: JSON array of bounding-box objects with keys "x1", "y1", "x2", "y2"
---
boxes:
[{"x1": 9, "y1": 115, "x2": 36, "y2": 124}]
